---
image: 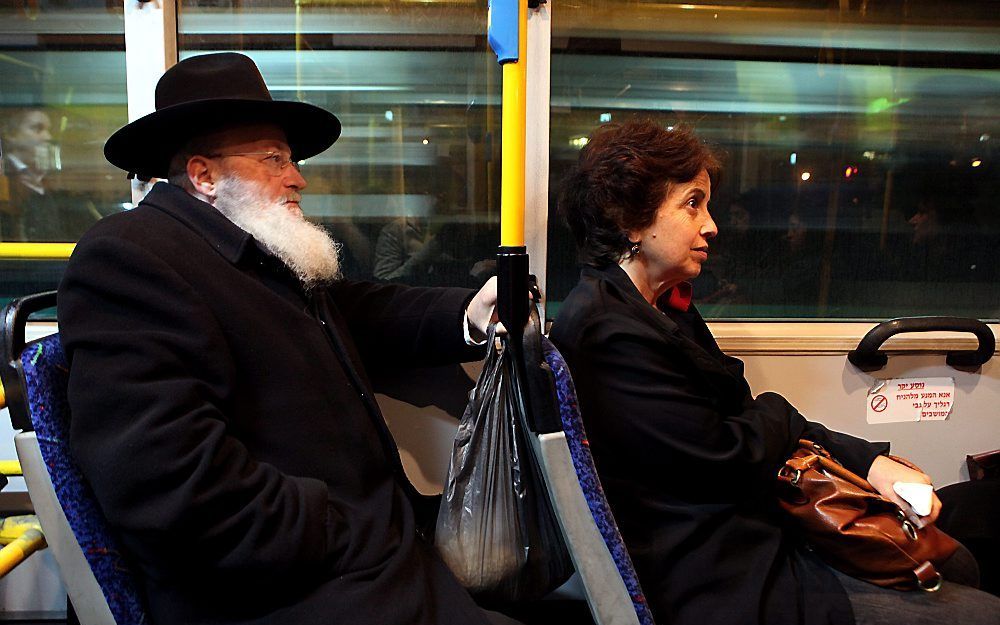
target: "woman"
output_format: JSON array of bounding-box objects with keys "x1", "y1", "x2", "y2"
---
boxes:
[{"x1": 549, "y1": 119, "x2": 999, "y2": 625}]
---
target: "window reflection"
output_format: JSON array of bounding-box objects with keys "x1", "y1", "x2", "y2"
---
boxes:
[
  {"x1": 0, "y1": 4, "x2": 128, "y2": 302},
  {"x1": 2, "y1": 0, "x2": 996, "y2": 319},
  {"x1": 178, "y1": 0, "x2": 502, "y2": 289},
  {"x1": 547, "y1": 1, "x2": 999, "y2": 320},
  {"x1": 1, "y1": 107, "x2": 105, "y2": 242}
]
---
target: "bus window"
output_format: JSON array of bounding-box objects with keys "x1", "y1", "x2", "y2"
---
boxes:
[
  {"x1": 0, "y1": 3, "x2": 128, "y2": 307},
  {"x1": 178, "y1": 0, "x2": 504, "y2": 290},
  {"x1": 546, "y1": 0, "x2": 1000, "y2": 321}
]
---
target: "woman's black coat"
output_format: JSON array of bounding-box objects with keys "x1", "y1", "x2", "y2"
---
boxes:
[
  {"x1": 549, "y1": 264, "x2": 888, "y2": 625},
  {"x1": 57, "y1": 182, "x2": 491, "y2": 625}
]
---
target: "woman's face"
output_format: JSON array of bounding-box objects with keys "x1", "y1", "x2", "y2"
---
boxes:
[{"x1": 629, "y1": 168, "x2": 717, "y2": 287}]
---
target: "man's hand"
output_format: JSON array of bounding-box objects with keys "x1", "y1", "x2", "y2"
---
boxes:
[
  {"x1": 867, "y1": 455, "x2": 942, "y2": 527},
  {"x1": 466, "y1": 276, "x2": 499, "y2": 343}
]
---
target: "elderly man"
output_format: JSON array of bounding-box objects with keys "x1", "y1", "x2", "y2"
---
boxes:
[{"x1": 58, "y1": 53, "x2": 517, "y2": 625}]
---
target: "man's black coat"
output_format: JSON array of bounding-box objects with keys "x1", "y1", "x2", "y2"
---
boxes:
[
  {"x1": 58, "y1": 182, "x2": 492, "y2": 625},
  {"x1": 549, "y1": 265, "x2": 889, "y2": 625}
]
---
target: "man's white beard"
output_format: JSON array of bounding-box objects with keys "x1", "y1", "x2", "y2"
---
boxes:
[{"x1": 213, "y1": 174, "x2": 342, "y2": 290}]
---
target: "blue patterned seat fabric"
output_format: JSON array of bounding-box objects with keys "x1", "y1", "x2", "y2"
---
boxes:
[
  {"x1": 541, "y1": 337, "x2": 656, "y2": 625},
  {"x1": 21, "y1": 333, "x2": 147, "y2": 624}
]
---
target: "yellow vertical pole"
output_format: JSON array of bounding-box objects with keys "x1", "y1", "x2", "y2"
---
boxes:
[{"x1": 499, "y1": 0, "x2": 528, "y2": 248}]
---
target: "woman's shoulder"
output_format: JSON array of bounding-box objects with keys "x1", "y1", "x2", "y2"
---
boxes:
[
  {"x1": 555, "y1": 267, "x2": 621, "y2": 314},
  {"x1": 550, "y1": 266, "x2": 654, "y2": 345}
]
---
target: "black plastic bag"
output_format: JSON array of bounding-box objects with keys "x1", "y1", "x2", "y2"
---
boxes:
[{"x1": 435, "y1": 325, "x2": 572, "y2": 601}]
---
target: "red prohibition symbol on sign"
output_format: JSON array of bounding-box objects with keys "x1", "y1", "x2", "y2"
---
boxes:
[{"x1": 870, "y1": 394, "x2": 888, "y2": 413}]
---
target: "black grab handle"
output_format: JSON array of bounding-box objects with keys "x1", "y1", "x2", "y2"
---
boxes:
[
  {"x1": 847, "y1": 317, "x2": 995, "y2": 372},
  {"x1": 1, "y1": 291, "x2": 57, "y2": 431},
  {"x1": 2, "y1": 291, "x2": 57, "y2": 365}
]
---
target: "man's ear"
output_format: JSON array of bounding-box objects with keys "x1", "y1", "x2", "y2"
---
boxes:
[{"x1": 187, "y1": 156, "x2": 217, "y2": 199}]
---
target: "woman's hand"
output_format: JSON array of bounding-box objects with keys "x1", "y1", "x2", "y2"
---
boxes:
[{"x1": 866, "y1": 455, "x2": 942, "y2": 527}]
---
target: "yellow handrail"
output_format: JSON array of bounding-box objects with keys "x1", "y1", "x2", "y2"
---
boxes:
[
  {"x1": 0, "y1": 243, "x2": 75, "y2": 260},
  {"x1": 0, "y1": 516, "x2": 46, "y2": 578},
  {"x1": 0, "y1": 461, "x2": 22, "y2": 477},
  {"x1": 0, "y1": 530, "x2": 46, "y2": 577}
]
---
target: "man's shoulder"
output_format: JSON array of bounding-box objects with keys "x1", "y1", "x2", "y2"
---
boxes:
[
  {"x1": 67, "y1": 198, "x2": 219, "y2": 285},
  {"x1": 87, "y1": 201, "x2": 163, "y2": 229},
  {"x1": 78, "y1": 185, "x2": 204, "y2": 246},
  {"x1": 73, "y1": 203, "x2": 180, "y2": 257}
]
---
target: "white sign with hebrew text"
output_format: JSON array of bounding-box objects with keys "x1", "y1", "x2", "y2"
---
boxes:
[{"x1": 866, "y1": 377, "x2": 955, "y2": 424}]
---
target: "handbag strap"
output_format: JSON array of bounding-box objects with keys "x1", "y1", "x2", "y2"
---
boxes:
[
  {"x1": 913, "y1": 561, "x2": 944, "y2": 592},
  {"x1": 795, "y1": 441, "x2": 927, "y2": 492},
  {"x1": 793, "y1": 440, "x2": 875, "y2": 492}
]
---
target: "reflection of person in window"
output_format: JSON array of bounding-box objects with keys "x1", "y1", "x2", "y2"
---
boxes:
[
  {"x1": 374, "y1": 216, "x2": 497, "y2": 288},
  {"x1": 902, "y1": 173, "x2": 988, "y2": 283},
  {"x1": 374, "y1": 214, "x2": 446, "y2": 282},
  {"x1": 692, "y1": 194, "x2": 753, "y2": 307},
  {"x1": 1, "y1": 108, "x2": 54, "y2": 239},
  {"x1": 0, "y1": 108, "x2": 97, "y2": 241},
  {"x1": 774, "y1": 207, "x2": 824, "y2": 309},
  {"x1": 550, "y1": 120, "x2": 998, "y2": 625}
]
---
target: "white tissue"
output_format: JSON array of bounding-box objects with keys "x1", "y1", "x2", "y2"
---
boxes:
[{"x1": 893, "y1": 482, "x2": 934, "y2": 517}]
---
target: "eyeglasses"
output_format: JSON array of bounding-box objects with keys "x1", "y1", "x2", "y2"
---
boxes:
[{"x1": 207, "y1": 151, "x2": 301, "y2": 176}]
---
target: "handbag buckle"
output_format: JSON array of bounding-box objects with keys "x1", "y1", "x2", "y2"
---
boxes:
[
  {"x1": 777, "y1": 466, "x2": 802, "y2": 486},
  {"x1": 897, "y1": 509, "x2": 920, "y2": 540},
  {"x1": 917, "y1": 570, "x2": 943, "y2": 592}
]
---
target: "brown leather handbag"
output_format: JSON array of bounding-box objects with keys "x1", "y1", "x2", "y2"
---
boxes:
[{"x1": 776, "y1": 439, "x2": 959, "y2": 591}]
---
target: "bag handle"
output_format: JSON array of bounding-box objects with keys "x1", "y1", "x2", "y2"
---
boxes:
[
  {"x1": 790, "y1": 441, "x2": 875, "y2": 491},
  {"x1": 792, "y1": 442, "x2": 928, "y2": 496}
]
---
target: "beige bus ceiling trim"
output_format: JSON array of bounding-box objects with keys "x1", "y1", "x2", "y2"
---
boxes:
[
  {"x1": 709, "y1": 322, "x2": 1000, "y2": 356},
  {"x1": 0, "y1": 243, "x2": 75, "y2": 260}
]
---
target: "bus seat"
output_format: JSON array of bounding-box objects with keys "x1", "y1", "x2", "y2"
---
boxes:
[
  {"x1": 1, "y1": 291, "x2": 147, "y2": 625},
  {"x1": 518, "y1": 305, "x2": 655, "y2": 625}
]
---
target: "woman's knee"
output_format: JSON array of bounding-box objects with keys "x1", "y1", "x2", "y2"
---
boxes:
[{"x1": 940, "y1": 542, "x2": 981, "y2": 588}]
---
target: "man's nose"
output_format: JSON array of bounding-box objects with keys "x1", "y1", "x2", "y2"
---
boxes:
[{"x1": 286, "y1": 166, "x2": 307, "y2": 190}]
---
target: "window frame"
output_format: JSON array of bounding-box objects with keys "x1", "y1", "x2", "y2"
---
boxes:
[{"x1": 40, "y1": 0, "x2": 991, "y2": 355}]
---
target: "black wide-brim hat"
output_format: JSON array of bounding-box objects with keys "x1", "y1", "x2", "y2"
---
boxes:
[{"x1": 104, "y1": 52, "x2": 341, "y2": 181}]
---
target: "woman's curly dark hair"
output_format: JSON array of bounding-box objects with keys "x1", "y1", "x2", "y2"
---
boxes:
[{"x1": 558, "y1": 119, "x2": 721, "y2": 268}]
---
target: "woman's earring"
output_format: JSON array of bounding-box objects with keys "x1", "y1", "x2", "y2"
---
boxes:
[{"x1": 629, "y1": 240, "x2": 641, "y2": 257}]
